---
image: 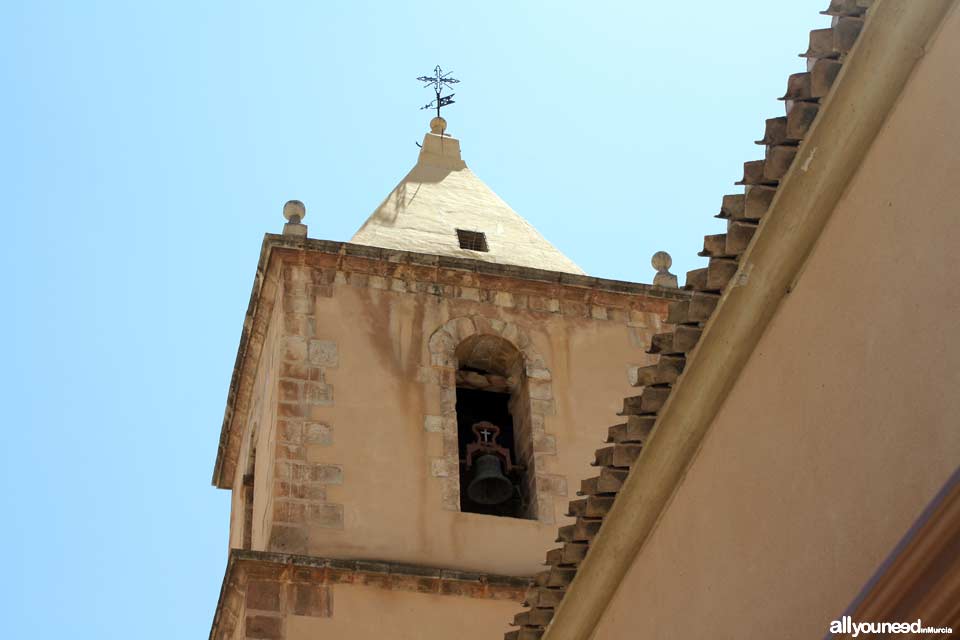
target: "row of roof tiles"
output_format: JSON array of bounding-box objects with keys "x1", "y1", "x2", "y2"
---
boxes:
[{"x1": 506, "y1": 1, "x2": 873, "y2": 638}]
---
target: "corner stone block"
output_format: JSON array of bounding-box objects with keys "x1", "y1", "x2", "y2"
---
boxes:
[
  {"x1": 286, "y1": 265, "x2": 311, "y2": 284},
  {"x1": 313, "y1": 464, "x2": 343, "y2": 484},
  {"x1": 311, "y1": 283, "x2": 333, "y2": 299},
  {"x1": 424, "y1": 415, "x2": 444, "y2": 432},
  {"x1": 303, "y1": 422, "x2": 333, "y2": 445},
  {"x1": 245, "y1": 580, "x2": 282, "y2": 612},
  {"x1": 442, "y1": 432, "x2": 458, "y2": 456},
  {"x1": 536, "y1": 495, "x2": 557, "y2": 525},
  {"x1": 288, "y1": 583, "x2": 333, "y2": 618},
  {"x1": 431, "y1": 458, "x2": 451, "y2": 477},
  {"x1": 458, "y1": 286, "x2": 480, "y2": 301},
  {"x1": 284, "y1": 336, "x2": 308, "y2": 362},
  {"x1": 276, "y1": 420, "x2": 303, "y2": 444},
  {"x1": 440, "y1": 478, "x2": 460, "y2": 511},
  {"x1": 268, "y1": 525, "x2": 308, "y2": 554},
  {"x1": 305, "y1": 382, "x2": 333, "y2": 406},
  {"x1": 273, "y1": 499, "x2": 306, "y2": 523},
  {"x1": 526, "y1": 366, "x2": 552, "y2": 381},
  {"x1": 416, "y1": 366, "x2": 441, "y2": 385},
  {"x1": 537, "y1": 474, "x2": 567, "y2": 496},
  {"x1": 530, "y1": 398, "x2": 556, "y2": 416},
  {"x1": 628, "y1": 309, "x2": 650, "y2": 328},
  {"x1": 278, "y1": 379, "x2": 302, "y2": 403},
  {"x1": 529, "y1": 380, "x2": 553, "y2": 400},
  {"x1": 439, "y1": 387, "x2": 457, "y2": 413},
  {"x1": 308, "y1": 503, "x2": 344, "y2": 529},
  {"x1": 288, "y1": 295, "x2": 311, "y2": 315},
  {"x1": 590, "y1": 306, "x2": 609, "y2": 320},
  {"x1": 308, "y1": 340, "x2": 338, "y2": 367},
  {"x1": 280, "y1": 361, "x2": 309, "y2": 380},
  {"x1": 245, "y1": 614, "x2": 283, "y2": 640},
  {"x1": 533, "y1": 433, "x2": 557, "y2": 455}
]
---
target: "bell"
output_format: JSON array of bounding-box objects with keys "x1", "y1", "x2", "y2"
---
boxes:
[{"x1": 467, "y1": 454, "x2": 514, "y2": 505}]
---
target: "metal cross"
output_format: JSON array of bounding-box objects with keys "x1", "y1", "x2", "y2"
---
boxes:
[{"x1": 417, "y1": 65, "x2": 460, "y2": 119}]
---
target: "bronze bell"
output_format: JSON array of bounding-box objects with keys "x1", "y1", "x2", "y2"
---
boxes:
[{"x1": 467, "y1": 454, "x2": 514, "y2": 505}]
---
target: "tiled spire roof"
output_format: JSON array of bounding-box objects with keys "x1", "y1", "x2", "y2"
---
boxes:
[{"x1": 351, "y1": 117, "x2": 585, "y2": 275}]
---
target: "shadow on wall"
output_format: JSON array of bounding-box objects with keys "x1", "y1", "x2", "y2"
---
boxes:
[{"x1": 359, "y1": 163, "x2": 455, "y2": 230}]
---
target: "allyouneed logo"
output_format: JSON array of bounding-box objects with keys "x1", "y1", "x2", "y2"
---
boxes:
[{"x1": 830, "y1": 616, "x2": 953, "y2": 636}]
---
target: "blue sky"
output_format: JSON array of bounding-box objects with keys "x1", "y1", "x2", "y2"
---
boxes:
[{"x1": 1, "y1": 1, "x2": 827, "y2": 637}]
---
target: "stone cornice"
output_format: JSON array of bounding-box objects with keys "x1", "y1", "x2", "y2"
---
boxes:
[
  {"x1": 209, "y1": 549, "x2": 532, "y2": 639},
  {"x1": 262, "y1": 234, "x2": 686, "y2": 298}
]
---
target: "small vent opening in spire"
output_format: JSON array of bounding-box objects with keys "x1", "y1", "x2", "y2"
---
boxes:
[{"x1": 456, "y1": 229, "x2": 488, "y2": 252}]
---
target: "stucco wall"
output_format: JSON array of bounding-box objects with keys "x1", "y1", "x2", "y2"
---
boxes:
[
  {"x1": 285, "y1": 583, "x2": 517, "y2": 640},
  {"x1": 592, "y1": 8, "x2": 960, "y2": 638},
  {"x1": 260, "y1": 269, "x2": 667, "y2": 577}
]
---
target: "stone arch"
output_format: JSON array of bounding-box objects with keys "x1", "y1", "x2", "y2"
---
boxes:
[
  {"x1": 455, "y1": 334, "x2": 522, "y2": 378},
  {"x1": 424, "y1": 316, "x2": 565, "y2": 523}
]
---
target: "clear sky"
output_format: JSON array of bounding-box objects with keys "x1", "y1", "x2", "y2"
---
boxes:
[{"x1": 1, "y1": 1, "x2": 828, "y2": 637}]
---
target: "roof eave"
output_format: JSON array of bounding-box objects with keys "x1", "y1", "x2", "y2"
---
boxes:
[{"x1": 538, "y1": 2, "x2": 958, "y2": 639}]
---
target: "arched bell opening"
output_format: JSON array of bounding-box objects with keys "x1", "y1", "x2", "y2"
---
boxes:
[{"x1": 454, "y1": 334, "x2": 536, "y2": 519}]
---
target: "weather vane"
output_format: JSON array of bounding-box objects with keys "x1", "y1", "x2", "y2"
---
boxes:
[{"x1": 417, "y1": 65, "x2": 460, "y2": 119}]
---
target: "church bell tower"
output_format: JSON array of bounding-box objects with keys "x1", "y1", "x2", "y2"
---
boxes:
[{"x1": 208, "y1": 115, "x2": 684, "y2": 640}]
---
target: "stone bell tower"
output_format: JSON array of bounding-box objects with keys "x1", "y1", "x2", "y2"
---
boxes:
[{"x1": 208, "y1": 117, "x2": 686, "y2": 640}]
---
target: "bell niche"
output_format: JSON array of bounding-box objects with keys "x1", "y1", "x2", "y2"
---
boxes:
[{"x1": 453, "y1": 334, "x2": 537, "y2": 519}]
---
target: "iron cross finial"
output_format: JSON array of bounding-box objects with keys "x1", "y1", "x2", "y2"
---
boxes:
[{"x1": 417, "y1": 65, "x2": 460, "y2": 119}]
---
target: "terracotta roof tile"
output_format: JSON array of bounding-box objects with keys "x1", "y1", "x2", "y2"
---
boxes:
[{"x1": 503, "y1": 2, "x2": 871, "y2": 637}]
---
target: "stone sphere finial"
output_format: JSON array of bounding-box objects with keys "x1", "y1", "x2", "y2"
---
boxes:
[
  {"x1": 651, "y1": 251, "x2": 672, "y2": 272},
  {"x1": 651, "y1": 251, "x2": 678, "y2": 288},
  {"x1": 283, "y1": 200, "x2": 306, "y2": 224},
  {"x1": 430, "y1": 116, "x2": 447, "y2": 134}
]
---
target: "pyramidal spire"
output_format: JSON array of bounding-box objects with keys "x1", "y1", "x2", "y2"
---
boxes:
[{"x1": 350, "y1": 118, "x2": 584, "y2": 275}]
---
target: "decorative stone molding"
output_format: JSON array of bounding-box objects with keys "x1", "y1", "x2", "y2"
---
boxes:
[
  {"x1": 425, "y1": 315, "x2": 566, "y2": 523},
  {"x1": 210, "y1": 550, "x2": 530, "y2": 640}
]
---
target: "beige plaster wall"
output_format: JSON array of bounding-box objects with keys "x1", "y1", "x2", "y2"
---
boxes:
[
  {"x1": 285, "y1": 583, "x2": 518, "y2": 640},
  {"x1": 246, "y1": 264, "x2": 667, "y2": 577},
  {"x1": 281, "y1": 279, "x2": 662, "y2": 576},
  {"x1": 593, "y1": 9, "x2": 960, "y2": 638}
]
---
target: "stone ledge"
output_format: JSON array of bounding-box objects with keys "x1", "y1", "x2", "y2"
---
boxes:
[
  {"x1": 210, "y1": 547, "x2": 533, "y2": 638},
  {"x1": 263, "y1": 234, "x2": 689, "y2": 301},
  {"x1": 211, "y1": 550, "x2": 532, "y2": 638},
  {"x1": 232, "y1": 549, "x2": 532, "y2": 591}
]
